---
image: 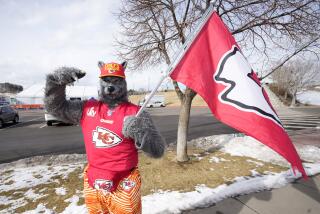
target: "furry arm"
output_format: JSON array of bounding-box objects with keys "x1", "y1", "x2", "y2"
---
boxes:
[
  {"x1": 44, "y1": 67, "x2": 86, "y2": 124},
  {"x1": 122, "y1": 111, "x2": 166, "y2": 158}
]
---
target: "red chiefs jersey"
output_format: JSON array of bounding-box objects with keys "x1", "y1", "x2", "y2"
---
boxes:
[{"x1": 80, "y1": 99, "x2": 139, "y2": 191}]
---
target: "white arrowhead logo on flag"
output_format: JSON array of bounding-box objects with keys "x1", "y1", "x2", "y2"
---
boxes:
[{"x1": 214, "y1": 45, "x2": 282, "y2": 127}]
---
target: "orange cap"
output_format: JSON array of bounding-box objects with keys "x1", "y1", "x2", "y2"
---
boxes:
[{"x1": 99, "y1": 62, "x2": 125, "y2": 78}]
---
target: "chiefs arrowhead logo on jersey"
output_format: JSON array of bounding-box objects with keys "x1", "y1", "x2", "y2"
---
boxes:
[{"x1": 92, "y1": 126, "x2": 122, "y2": 148}]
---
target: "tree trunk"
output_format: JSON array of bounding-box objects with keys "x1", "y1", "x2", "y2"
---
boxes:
[
  {"x1": 164, "y1": 52, "x2": 196, "y2": 162},
  {"x1": 291, "y1": 90, "x2": 297, "y2": 107},
  {"x1": 284, "y1": 90, "x2": 288, "y2": 100},
  {"x1": 161, "y1": 23, "x2": 197, "y2": 162},
  {"x1": 176, "y1": 87, "x2": 196, "y2": 162}
]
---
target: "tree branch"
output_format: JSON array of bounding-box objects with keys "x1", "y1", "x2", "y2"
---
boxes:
[{"x1": 260, "y1": 36, "x2": 320, "y2": 80}]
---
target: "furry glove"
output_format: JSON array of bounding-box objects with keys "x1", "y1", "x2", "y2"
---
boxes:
[
  {"x1": 122, "y1": 111, "x2": 166, "y2": 158},
  {"x1": 47, "y1": 67, "x2": 86, "y2": 85}
]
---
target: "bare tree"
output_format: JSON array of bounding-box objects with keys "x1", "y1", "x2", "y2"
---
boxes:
[
  {"x1": 0, "y1": 83, "x2": 23, "y2": 94},
  {"x1": 271, "y1": 66, "x2": 290, "y2": 100},
  {"x1": 273, "y1": 60, "x2": 319, "y2": 106},
  {"x1": 116, "y1": 0, "x2": 320, "y2": 162},
  {"x1": 260, "y1": 36, "x2": 320, "y2": 80}
]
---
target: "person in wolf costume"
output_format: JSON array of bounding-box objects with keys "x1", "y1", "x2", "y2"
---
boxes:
[{"x1": 44, "y1": 61, "x2": 166, "y2": 214}]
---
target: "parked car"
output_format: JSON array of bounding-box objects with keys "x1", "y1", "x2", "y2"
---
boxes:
[
  {"x1": 0, "y1": 96, "x2": 10, "y2": 105},
  {"x1": 44, "y1": 111, "x2": 59, "y2": 126},
  {"x1": 0, "y1": 105, "x2": 19, "y2": 128},
  {"x1": 147, "y1": 100, "x2": 165, "y2": 108},
  {"x1": 139, "y1": 94, "x2": 166, "y2": 108}
]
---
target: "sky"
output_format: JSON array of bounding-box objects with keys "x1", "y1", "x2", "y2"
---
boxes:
[
  {"x1": 1, "y1": 1, "x2": 316, "y2": 93},
  {"x1": 0, "y1": 0, "x2": 166, "y2": 91}
]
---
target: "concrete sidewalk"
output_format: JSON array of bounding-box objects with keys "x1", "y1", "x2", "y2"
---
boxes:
[
  {"x1": 290, "y1": 128, "x2": 320, "y2": 147},
  {"x1": 184, "y1": 175, "x2": 320, "y2": 214},
  {"x1": 185, "y1": 128, "x2": 320, "y2": 214}
]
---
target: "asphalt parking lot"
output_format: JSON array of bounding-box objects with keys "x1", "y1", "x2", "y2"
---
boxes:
[
  {"x1": 1, "y1": 106, "x2": 320, "y2": 164},
  {"x1": 0, "y1": 107, "x2": 237, "y2": 163}
]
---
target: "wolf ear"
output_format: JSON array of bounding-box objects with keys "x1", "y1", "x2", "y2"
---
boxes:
[
  {"x1": 98, "y1": 61, "x2": 105, "y2": 69},
  {"x1": 121, "y1": 61, "x2": 127, "y2": 70}
]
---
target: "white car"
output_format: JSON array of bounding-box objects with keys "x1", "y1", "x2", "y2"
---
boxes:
[
  {"x1": 139, "y1": 94, "x2": 166, "y2": 108},
  {"x1": 147, "y1": 101, "x2": 165, "y2": 108},
  {"x1": 44, "y1": 112, "x2": 60, "y2": 126}
]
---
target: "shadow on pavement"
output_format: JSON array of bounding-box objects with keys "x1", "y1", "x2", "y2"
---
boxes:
[
  {"x1": 55, "y1": 122, "x2": 74, "y2": 126},
  {"x1": 183, "y1": 191, "x2": 272, "y2": 214},
  {"x1": 294, "y1": 176, "x2": 320, "y2": 203}
]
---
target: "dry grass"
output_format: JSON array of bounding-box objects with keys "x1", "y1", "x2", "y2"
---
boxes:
[
  {"x1": 129, "y1": 90, "x2": 207, "y2": 107},
  {"x1": 0, "y1": 204, "x2": 11, "y2": 211},
  {"x1": 138, "y1": 149, "x2": 286, "y2": 195}
]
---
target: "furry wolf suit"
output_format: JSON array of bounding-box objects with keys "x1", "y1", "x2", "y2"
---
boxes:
[{"x1": 44, "y1": 61, "x2": 166, "y2": 214}]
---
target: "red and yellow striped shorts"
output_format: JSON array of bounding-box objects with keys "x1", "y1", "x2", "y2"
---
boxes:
[{"x1": 83, "y1": 166, "x2": 142, "y2": 214}]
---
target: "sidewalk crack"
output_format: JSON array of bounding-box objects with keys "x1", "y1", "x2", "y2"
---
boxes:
[{"x1": 233, "y1": 197, "x2": 261, "y2": 214}]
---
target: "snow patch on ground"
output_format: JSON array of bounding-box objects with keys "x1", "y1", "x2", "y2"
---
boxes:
[
  {"x1": 55, "y1": 187, "x2": 67, "y2": 196},
  {"x1": 220, "y1": 136, "x2": 290, "y2": 166},
  {"x1": 0, "y1": 154, "x2": 86, "y2": 193},
  {"x1": 297, "y1": 90, "x2": 320, "y2": 105},
  {"x1": 0, "y1": 164, "x2": 81, "y2": 192},
  {"x1": 188, "y1": 134, "x2": 241, "y2": 151},
  {"x1": 23, "y1": 204, "x2": 53, "y2": 214},
  {"x1": 24, "y1": 189, "x2": 43, "y2": 201},
  {"x1": 295, "y1": 144, "x2": 320, "y2": 162},
  {"x1": 191, "y1": 134, "x2": 320, "y2": 166},
  {"x1": 0, "y1": 196, "x2": 11, "y2": 205},
  {"x1": 220, "y1": 135, "x2": 320, "y2": 165},
  {"x1": 209, "y1": 156, "x2": 221, "y2": 163},
  {"x1": 209, "y1": 156, "x2": 227, "y2": 163},
  {"x1": 62, "y1": 196, "x2": 87, "y2": 214}
]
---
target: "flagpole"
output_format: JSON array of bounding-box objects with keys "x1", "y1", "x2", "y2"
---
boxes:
[
  {"x1": 136, "y1": 4, "x2": 215, "y2": 117},
  {"x1": 136, "y1": 74, "x2": 167, "y2": 117}
]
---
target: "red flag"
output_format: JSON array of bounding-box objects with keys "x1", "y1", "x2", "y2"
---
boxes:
[{"x1": 170, "y1": 12, "x2": 307, "y2": 178}]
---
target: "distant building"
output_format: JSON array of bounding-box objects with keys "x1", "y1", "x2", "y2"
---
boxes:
[
  {"x1": 16, "y1": 84, "x2": 99, "y2": 105},
  {"x1": 0, "y1": 93, "x2": 17, "y2": 105}
]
